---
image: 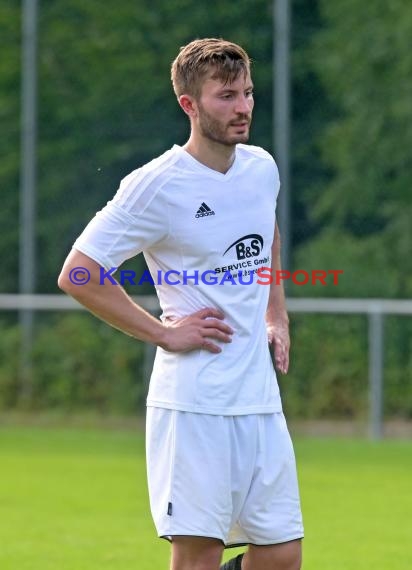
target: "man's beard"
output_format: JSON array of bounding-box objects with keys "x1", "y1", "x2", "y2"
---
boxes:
[{"x1": 197, "y1": 105, "x2": 251, "y2": 146}]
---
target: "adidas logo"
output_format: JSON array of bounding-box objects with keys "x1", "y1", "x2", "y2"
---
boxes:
[{"x1": 195, "y1": 202, "x2": 215, "y2": 218}]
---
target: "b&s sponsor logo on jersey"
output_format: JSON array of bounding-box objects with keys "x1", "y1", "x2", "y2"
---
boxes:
[
  {"x1": 213, "y1": 234, "x2": 268, "y2": 278},
  {"x1": 223, "y1": 234, "x2": 263, "y2": 260}
]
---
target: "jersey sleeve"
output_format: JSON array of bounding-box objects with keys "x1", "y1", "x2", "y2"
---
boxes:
[{"x1": 73, "y1": 168, "x2": 169, "y2": 270}]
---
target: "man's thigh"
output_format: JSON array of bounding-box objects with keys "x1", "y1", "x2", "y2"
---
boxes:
[
  {"x1": 233, "y1": 413, "x2": 303, "y2": 546},
  {"x1": 146, "y1": 407, "x2": 237, "y2": 541}
]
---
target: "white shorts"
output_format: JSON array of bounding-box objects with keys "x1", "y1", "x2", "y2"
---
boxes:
[{"x1": 145, "y1": 407, "x2": 304, "y2": 547}]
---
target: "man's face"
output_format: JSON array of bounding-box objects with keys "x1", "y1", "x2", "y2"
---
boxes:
[{"x1": 194, "y1": 71, "x2": 254, "y2": 146}]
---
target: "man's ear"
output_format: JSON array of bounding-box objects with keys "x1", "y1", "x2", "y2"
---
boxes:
[{"x1": 178, "y1": 94, "x2": 198, "y2": 118}]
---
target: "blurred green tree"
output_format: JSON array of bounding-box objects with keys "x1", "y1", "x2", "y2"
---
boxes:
[
  {"x1": 293, "y1": 0, "x2": 412, "y2": 299},
  {"x1": 4, "y1": 0, "x2": 275, "y2": 293}
]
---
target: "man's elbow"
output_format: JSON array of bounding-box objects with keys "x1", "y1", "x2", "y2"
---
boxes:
[
  {"x1": 57, "y1": 269, "x2": 71, "y2": 294},
  {"x1": 58, "y1": 251, "x2": 99, "y2": 295},
  {"x1": 58, "y1": 267, "x2": 83, "y2": 295}
]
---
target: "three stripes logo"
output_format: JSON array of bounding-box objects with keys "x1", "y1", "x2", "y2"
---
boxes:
[{"x1": 195, "y1": 202, "x2": 215, "y2": 218}]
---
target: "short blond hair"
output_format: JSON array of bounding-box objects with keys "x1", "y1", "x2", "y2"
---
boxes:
[{"x1": 171, "y1": 38, "x2": 251, "y2": 99}]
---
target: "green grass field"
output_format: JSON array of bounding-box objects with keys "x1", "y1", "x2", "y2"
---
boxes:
[{"x1": 0, "y1": 424, "x2": 411, "y2": 569}]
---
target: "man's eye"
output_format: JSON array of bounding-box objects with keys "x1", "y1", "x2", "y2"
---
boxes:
[{"x1": 246, "y1": 91, "x2": 254, "y2": 97}]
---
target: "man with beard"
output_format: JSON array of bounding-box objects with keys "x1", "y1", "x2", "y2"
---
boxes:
[{"x1": 58, "y1": 38, "x2": 303, "y2": 570}]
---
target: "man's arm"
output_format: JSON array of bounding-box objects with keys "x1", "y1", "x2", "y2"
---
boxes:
[
  {"x1": 266, "y1": 222, "x2": 290, "y2": 374},
  {"x1": 58, "y1": 249, "x2": 233, "y2": 354}
]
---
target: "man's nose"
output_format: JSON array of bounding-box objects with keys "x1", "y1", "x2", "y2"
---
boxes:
[{"x1": 234, "y1": 95, "x2": 252, "y2": 114}]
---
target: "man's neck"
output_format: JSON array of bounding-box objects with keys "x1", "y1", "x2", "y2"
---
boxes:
[{"x1": 183, "y1": 136, "x2": 236, "y2": 174}]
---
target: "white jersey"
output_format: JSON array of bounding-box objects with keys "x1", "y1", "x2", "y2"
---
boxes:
[{"x1": 73, "y1": 144, "x2": 282, "y2": 415}]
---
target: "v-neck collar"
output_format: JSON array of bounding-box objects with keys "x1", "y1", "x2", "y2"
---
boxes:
[{"x1": 174, "y1": 144, "x2": 238, "y2": 181}]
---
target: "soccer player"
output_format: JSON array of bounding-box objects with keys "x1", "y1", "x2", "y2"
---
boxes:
[{"x1": 58, "y1": 38, "x2": 303, "y2": 570}]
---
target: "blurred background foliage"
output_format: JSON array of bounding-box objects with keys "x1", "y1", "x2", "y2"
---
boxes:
[{"x1": 0, "y1": 0, "x2": 410, "y2": 416}]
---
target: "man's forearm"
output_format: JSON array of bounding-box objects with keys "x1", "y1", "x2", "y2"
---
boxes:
[
  {"x1": 266, "y1": 223, "x2": 290, "y2": 373},
  {"x1": 58, "y1": 251, "x2": 167, "y2": 346},
  {"x1": 58, "y1": 249, "x2": 233, "y2": 354},
  {"x1": 266, "y1": 224, "x2": 289, "y2": 326}
]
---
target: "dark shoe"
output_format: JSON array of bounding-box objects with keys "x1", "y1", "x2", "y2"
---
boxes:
[{"x1": 220, "y1": 553, "x2": 244, "y2": 570}]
